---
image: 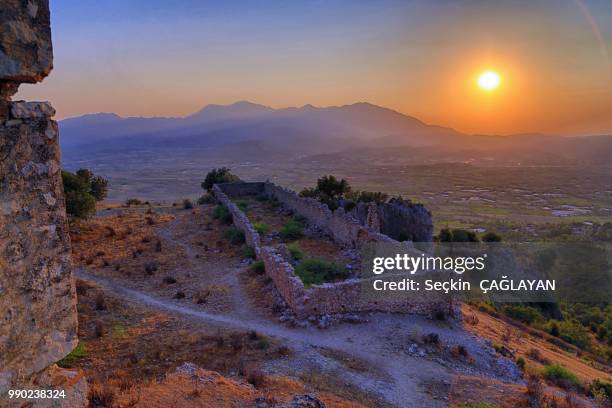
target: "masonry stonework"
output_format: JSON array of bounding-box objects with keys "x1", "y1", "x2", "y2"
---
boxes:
[
  {"x1": 1, "y1": 1, "x2": 85, "y2": 403},
  {"x1": 213, "y1": 182, "x2": 446, "y2": 318}
]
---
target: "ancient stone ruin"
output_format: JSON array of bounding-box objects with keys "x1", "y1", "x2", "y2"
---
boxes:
[
  {"x1": 213, "y1": 182, "x2": 445, "y2": 319},
  {"x1": 1, "y1": 0, "x2": 85, "y2": 403}
]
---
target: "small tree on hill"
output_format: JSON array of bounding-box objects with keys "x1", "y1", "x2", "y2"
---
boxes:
[
  {"x1": 201, "y1": 167, "x2": 240, "y2": 191},
  {"x1": 62, "y1": 168, "x2": 108, "y2": 218}
]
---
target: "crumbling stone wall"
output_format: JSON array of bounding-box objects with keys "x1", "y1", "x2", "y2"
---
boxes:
[
  {"x1": 213, "y1": 182, "x2": 445, "y2": 318},
  {"x1": 212, "y1": 184, "x2": 262, "y2": 256},
  {"x1": 351, "y1": 198, "x2": 433, "y2": 242},
  {"x1": 1, "y1": 0, "x2": 82, "y2": 400}
]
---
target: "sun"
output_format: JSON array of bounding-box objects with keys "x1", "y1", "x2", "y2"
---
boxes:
[{"x1": 477, "y1": 70, "x2": 501, "y2": 91}]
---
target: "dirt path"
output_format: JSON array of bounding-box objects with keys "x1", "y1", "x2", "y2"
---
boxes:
[
  {"x1": 77, "y1": 210, "x2": 523, "y2": 407},
  {"x1": 76, "y1": 268, "x2": 449, "y2": 407}
]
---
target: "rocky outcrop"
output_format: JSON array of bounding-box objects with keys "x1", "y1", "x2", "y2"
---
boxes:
[
  {"x1": 1, "y1": 1, "x2": 82, "y2": 403},
  {"x1": 0, "y1": 0, "x2": 53, "y2": 98},
  {"x1": 0, "y1": 100, "x2": 78, "y2": 395}
]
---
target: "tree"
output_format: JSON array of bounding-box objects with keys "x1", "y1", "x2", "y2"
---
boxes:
[
  {"x1": 62, "y1": 169, "x2": 109, "y2": 218},
  {"x1": 90, "y1": 176, "x2": 109, "y2": 201},
  {"x1": 201, "y1": 167, "x2": 240, "y2": 191},
  {"x1": 315, "y1": 175, "x2": 350, "y2": 199}
]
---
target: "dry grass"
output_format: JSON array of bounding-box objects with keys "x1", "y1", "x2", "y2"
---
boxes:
[{"x1": 462, "y1": 304, "x2": 611, "y2": 384}]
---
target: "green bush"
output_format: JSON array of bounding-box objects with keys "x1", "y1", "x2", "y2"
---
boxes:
[
  {"x1": 541, "y1": 364, "x2": 579, "y2": 389},
  {"x1": 589, "y1": 378, "x2": 612, "y2": 400},
  {"x1": 253, "y1": 222, "x2": 270, "y2": 235},
  {"x1": 251, "y1": 260, "x2": 265, "y2": 274},
  {"x1": 201, "y1": 167, "x2": 240, "y2": 191},
  {"x1": 287, "y1": 243, "x2": 304, "y2": 261},
  {"x1": 182, "y1": 199, "x2": 194, "y2": 209},
  {"x1": 65, "y1": 190, "x2": 96, "y2": 219},
  {"x1": 213, "y1": 205, "x2": 233, "y2": 224},
  {"x1": 557, "y1": 320, "x2": 591, "y2": 349},
  {"x1": 125, "y1": 198, "x2": 142, "y2": 206},
  {"x1": 62, "y1": 169, "x2": 108, "y2": 218},
  {"x1": 224, "y1": 227, "x2": 245, "y2": 245},
  {"x1": 57, "y1": 342, "x2": 87, "y2": 368},
  {"x1": 503, "y1": 305, "x2": 543, "y2": 325},
  {"x1": 242, "y1": 246, "x2": 256, "y2": 259},
  {"x1": 294, "y1": 259, "x2": 349, "y2": 288},
  {"x1": 516, "y1": 356, "x2": 526, "y2": 370},
  {"x1": 280, "y1": 219, "x2": 304, "y2": 241}
]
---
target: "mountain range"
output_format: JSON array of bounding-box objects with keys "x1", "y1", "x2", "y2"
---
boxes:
[{"x1": 60, "y1": 101, "x2": 612, "y2": 166}]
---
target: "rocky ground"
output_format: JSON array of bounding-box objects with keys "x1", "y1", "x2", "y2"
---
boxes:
[{"x1": 66, "y1": 203, "x2": 600, "y2": 407}]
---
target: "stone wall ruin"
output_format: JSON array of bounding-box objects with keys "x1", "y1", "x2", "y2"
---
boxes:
[{"x1": 213, "y1": 182, "x2": 445, "y2": 318}]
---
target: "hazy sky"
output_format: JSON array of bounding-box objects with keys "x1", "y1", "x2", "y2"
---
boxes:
[{"x1": 17, "y1": 0, "x2": 612, "y2": 135}]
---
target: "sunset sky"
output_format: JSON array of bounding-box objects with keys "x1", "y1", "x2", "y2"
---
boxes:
[{"x1": 17, "y1": 0, "x2": 612, "y2": 135}]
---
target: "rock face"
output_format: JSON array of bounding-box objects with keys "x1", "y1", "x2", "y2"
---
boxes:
[
  {"x1": 0, "y1": 0, "x2": 53, "y2": 98},
  {"x1": 0, "y1": 0, "x2": 81, "y2": 401},
  {"x1": 0, "y1": 100, "x2": 78, "y2": 394}
]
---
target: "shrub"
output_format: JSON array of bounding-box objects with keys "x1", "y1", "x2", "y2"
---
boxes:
[
  {"x1": 287, "y1": 243, "x2": 304, "y2": 261},
  {"x1": 241, "y1": 245, "x2": 256, "y2": 259},
  {"x1": 527, "y1": 348, "x2": 551, "y2": 365},
  {"x1": 182, "y1": 199, "x2": 194, "y2": 209},
  {"x1": 88, "y1": 386, "x2": 115, "y2": 407},
  {"x1": 516, "y1": 356, "x2": 526, "y2": 370},
  {"x1": 94, "y1": 322, "x2": 105, "y2": 338},
  {"x1": 144, "y1": 261, "x2": 158, "y2": 275},
  {"x1": 224, "y1": 227, "x2": 245, "y2": 245},
  {"x1": 503, "y1": 304, "x2": 543, "y2": 325},
  {"x1": 125, "y1": 198, "x2": 142, "y2": 206},
  {"x1": 251, "y1": 260, "x2": 265, "y2": 274},
  {"x1": 345, "y1": 190, "x2": 388, "y2": 204},
  {"x1": 197, "y1": 193, "x2": 215, "y2": 205},
  {"x1": 557, "y1": 320, "x2": 591, "y2": 349},
  {"x1": 422, "y1": 332, "x2": 440, "y2": 346},
  {"x1": 280, "y1": 219, "x2": 304, "y2": 241},
  {"x1": 58, "y1": 342, "x2": 87, "y2": 368},
  {"x1": 62, "y1": 169, "x2": 108, "y2": 218},
  {"x1": 253, "y1": 222, "x2": 270, "y2": 235},
  {"x1": 245, "y1": 365, "x2": 265, "y2": 388},
  {"x1": 201, "y1": 167, "x2": 240, "y2": 191},
  {"x1": 541, "y1": 364, "x2": 580, "y2": 389},
  {"x1": 314, "y1": 175, "x2": 350, "y2": 199},
  {"x1": 94, "y1": 292, "x2": 106, "y2": 311},
  {"x1": 482, "y1": 231, "x2": 502, "y2": 242},
  {"x1": 589, "y1": 379, "x2": 612, "y2": 401},
  {"x1": 294, "y1": 259, "x2": 349, "y2": 288},
  {"x1": 163, "y1": 276, "x2": 177, "y2": 284},
  {"x1": 256, "y1": 339, "x2": 270, "y2": 350},
  {"x1": 213, "y1": 205, "x2": 233, "y2": 224},
  {"x1": 64, "y1": 190, "x2": 96, "y2": 219}
]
